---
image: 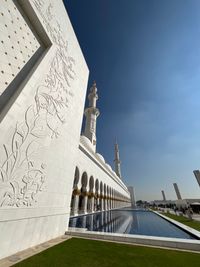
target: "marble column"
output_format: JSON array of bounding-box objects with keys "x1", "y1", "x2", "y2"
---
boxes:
[
  {"x1": 90, "y1": 196, "x2": 94, "y2": 213},
  {"x1": 81, "y1": 195, "x2": 88, "y2": 214},
  {"x1": 96, "y1": 197, "x2": 100, "y2": 211},
  {"x1": 107, "y1": 197, "x2": 109, "y2": 210},
  {"x1": 88, "y1": 214, "x2": 94, "y2": 231},
  {"x1": 82, "y1": 215, "x2": 87, "y2": 228},
  {"x1": 71, "y1": 194, "x2": 79, "y2": 216},
  {"x1": 93, "y1": 197, "x2": 97, "y2": 211},
  {"x1": 100, "y1": 197, "x2": 104, "y2": 211},
  {"x1": 87, "y1": 197, "x2": 91, "y2": 212},
  {"x1": 104, "y1": 196, "x2": 107, "y2": 210}
]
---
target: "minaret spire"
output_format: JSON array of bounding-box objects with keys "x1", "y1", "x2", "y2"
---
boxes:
[
  {"x1": 114, "y1": 139, "x2": 122, "y2": 178},
  {"x1": 83, "y1": 81, "x2": 100, "y2": 152}
]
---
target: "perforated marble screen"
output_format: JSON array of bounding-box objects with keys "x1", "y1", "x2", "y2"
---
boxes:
[{"x1": 0, "y1": 0, "x2": 43, "y2": 96}]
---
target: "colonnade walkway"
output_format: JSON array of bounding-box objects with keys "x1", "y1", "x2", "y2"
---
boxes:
[{"x1": 70, "y1": 167, "x2": 131, "y2": 217}]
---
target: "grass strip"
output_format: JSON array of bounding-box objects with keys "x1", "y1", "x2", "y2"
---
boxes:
[
  {"x1": 13, "y1": 237, "x2": 200, "y2": 267},
  {"x1": 161, "y1": 212, "x2": 200, "y2": 232}
]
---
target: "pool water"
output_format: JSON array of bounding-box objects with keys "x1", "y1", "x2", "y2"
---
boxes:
[{"x1": 69, "y1": 209, "x2": 197, "y2": 239}]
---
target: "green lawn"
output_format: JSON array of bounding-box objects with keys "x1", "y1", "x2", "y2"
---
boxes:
[
  {"x1": 162, "y1": 212, "x2": 200, "y2": 232},
  {"x1": 14, "y1": 238, "x2": 200, "y2": 267}
]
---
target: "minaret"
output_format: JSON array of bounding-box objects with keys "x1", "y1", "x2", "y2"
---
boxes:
[
  {"x1": 83, "y1": 81, "x2": 100, "y2": 152},
  {"x1": 173, "y1": 183, "x2": 182, "y2": 200},
  {"x1": 161, "y1": 190, "x2": 166, "y2": 201},
  {"x1": 114, "y1": 141, "x2": 122, "y2": 178},
  {"x1": 193, "y1": 170, "x2": 200, "y2": 187}
]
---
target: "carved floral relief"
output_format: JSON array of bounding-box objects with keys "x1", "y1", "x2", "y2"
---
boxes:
[{"x1": 0, "y1": 0, "x2": 76, "y2": 207}]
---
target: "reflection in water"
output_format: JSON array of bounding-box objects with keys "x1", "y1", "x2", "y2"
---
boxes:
[{"x1": 69, "y1": 210, "x2": 197, "y2": 239}]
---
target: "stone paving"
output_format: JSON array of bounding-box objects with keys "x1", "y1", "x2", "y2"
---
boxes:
[{"x1": 0, "y1": 235, "x2": 72, "y2": 267}]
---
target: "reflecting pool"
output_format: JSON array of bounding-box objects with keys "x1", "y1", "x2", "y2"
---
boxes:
[{"x1": 69, "y1": 209, "x2": 197, "y2": 239}]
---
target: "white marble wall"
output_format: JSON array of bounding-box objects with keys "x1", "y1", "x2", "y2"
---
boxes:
[{"x1": 0, "y1": 0, "x2": 88, "y2": 259}]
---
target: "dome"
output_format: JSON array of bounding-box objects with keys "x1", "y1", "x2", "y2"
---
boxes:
[
  {"x1": 112, "y1": 170, "x2": 117, "y2": 176},
  {"x1": 80, "y1": 135, "x2": 93, "y2": 150},
  {"x1": 106, "y1": 163, "x2": 112, "y2": 171},
  {"x1": 96, "y1": 153, "x2": 105, "y2": 163}
]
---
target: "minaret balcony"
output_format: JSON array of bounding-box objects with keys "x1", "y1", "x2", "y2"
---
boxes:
[{"x1": 84, "y1": 107, "x2": 100, "y2": 117}]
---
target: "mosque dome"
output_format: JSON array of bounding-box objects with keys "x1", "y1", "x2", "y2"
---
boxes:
[
  {"x1": 106, "y1": 163, "x2": 112, "y2": 171},
  {"x1": 96, "y1": 153, "x2": 105, "y2": 163},
  {"x1": 112, "y1": 170, "x2": 117, "y2": 176},
  {"x1": 80, "y1": 135, "x2": 93, "y2": 150}
]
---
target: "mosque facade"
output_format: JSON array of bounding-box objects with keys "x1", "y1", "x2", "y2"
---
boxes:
[
  {"x1": 71, "y1": 82, "x2": 131, "y2": 217},
  {"x1": 0, "y1": 0, "x2": 131, "y2": 260}
]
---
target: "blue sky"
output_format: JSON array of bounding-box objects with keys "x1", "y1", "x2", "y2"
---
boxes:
[{"x1": 64, "y1": 0, "x2": 200, "y2": 201}]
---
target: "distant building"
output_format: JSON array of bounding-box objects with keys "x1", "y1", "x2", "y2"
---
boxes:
[
  {"x1": 175, "y1": 198, "x2": 200, "y2": 209},
  {"x1": 152, "y1": 200, "x2": 175, "y2": 207}
]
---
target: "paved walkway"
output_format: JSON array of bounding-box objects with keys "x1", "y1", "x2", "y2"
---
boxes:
[{"x1": 0, "y1": 235, "x2": 71, "y2": 267}]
